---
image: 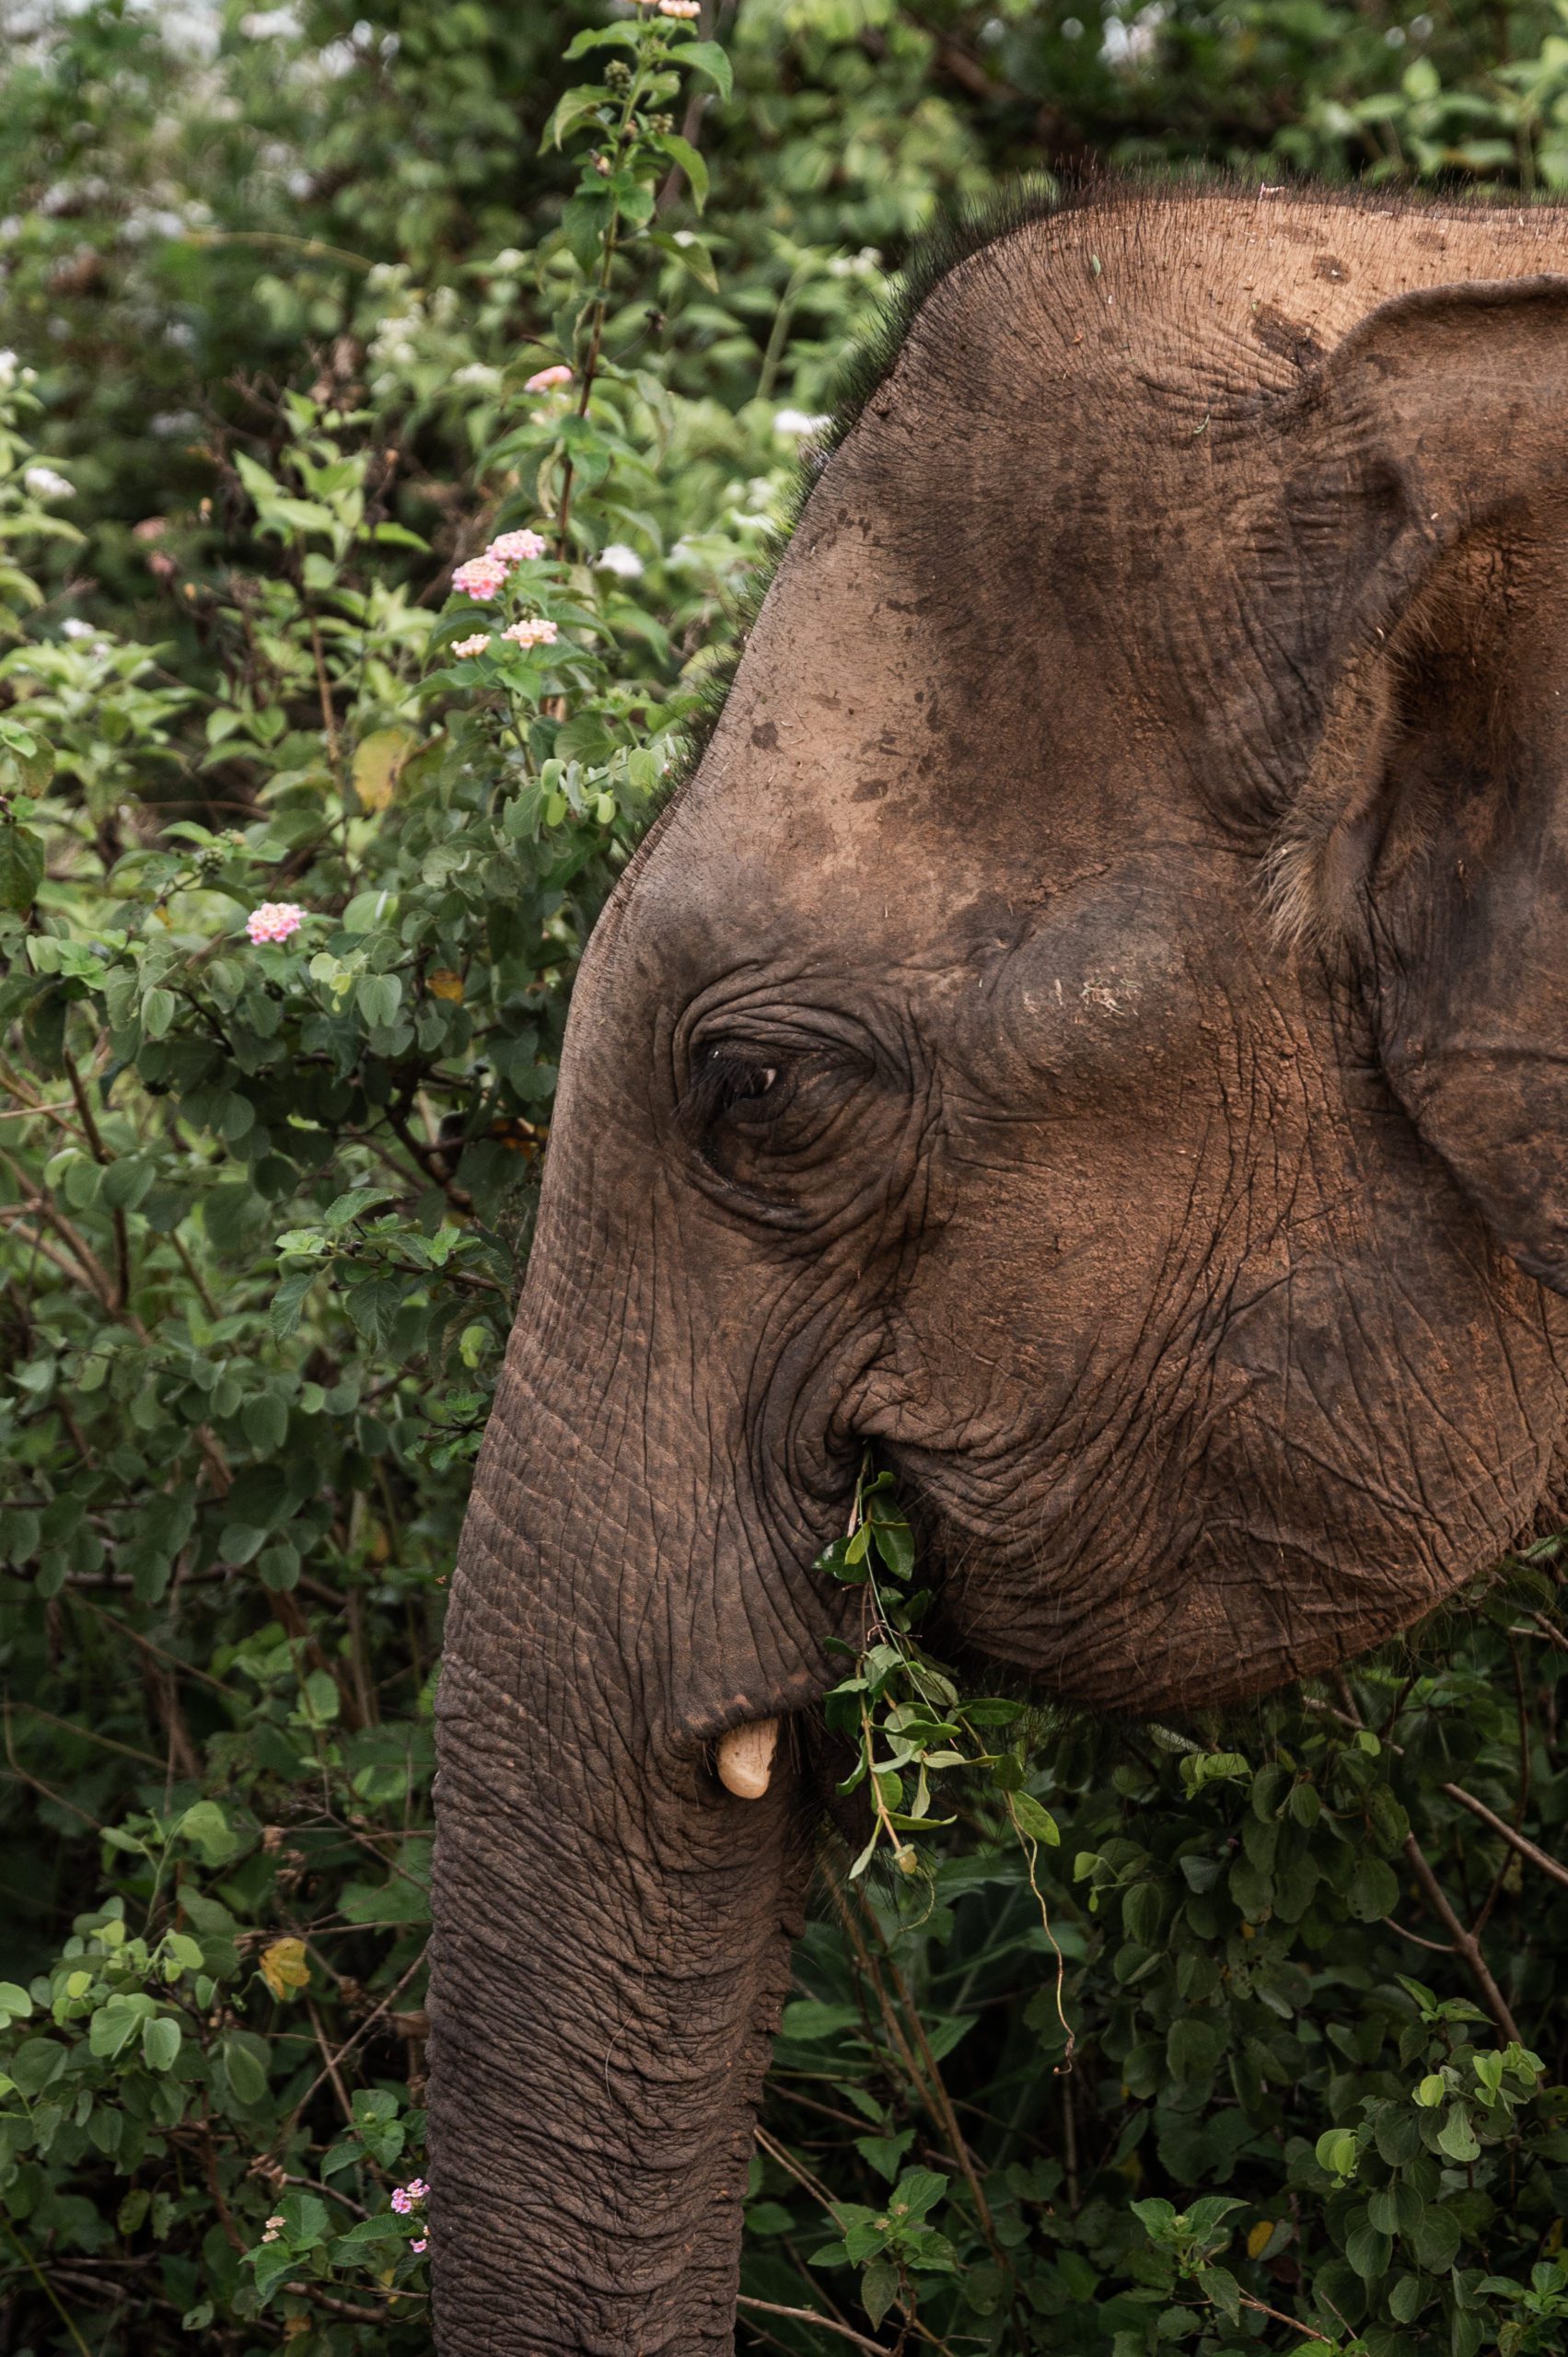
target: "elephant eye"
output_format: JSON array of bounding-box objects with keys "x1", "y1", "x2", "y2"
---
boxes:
[
  {"x1": 679, "y1": 1045, "x2": 815, "y2": 1196},
  {"x1": 709, "y1": 1056, "x2": 778, "y2": 1112},
  {"x1": 684, "y1": 1049, "x2": 784, "y2": 1138},
  {"x1": 679, "y1": 1028, "x2": 873, "y2": 1209}
]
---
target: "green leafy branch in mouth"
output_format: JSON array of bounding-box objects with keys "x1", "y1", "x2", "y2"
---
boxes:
[{"x1": 817, "y1": 1458, "x2": 1076, "y2": 2073}]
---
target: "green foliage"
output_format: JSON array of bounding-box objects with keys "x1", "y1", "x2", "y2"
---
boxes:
[
  {"x1": 761, "y1": 1477, "x2": 1568, "y2": 2355},
  {"x1": 5, "y1": 4, "x2": 1568, "y2": 2354}
]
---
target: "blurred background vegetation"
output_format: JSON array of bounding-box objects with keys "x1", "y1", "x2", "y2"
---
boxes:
[{"x1": 5, "y1": 2, "x2": 1568, "y2": 2353}]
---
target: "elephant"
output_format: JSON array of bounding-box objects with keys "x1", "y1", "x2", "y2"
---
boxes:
[{"x1": 427, "y1": 185, "x2": 1568, "y2": 2354}]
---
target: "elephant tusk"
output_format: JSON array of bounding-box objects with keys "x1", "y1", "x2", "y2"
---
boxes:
[{"x1": 716, "y1": 1717, "x2": 779, "y2": 1800}]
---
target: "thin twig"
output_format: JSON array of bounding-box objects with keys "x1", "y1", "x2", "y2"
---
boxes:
[
  {"x1": 1237, "y1": 2292, "x2": 1333, "y2": 2343},
  {"x1": 8, "y1": 1700, "x2": 165, "y2": 1770},
  {"x1": 3, "y1": 1697, "x2": 106, "y2": 1831},
  {"x1": 283, "y1": 2281, "x2": 419, "y2": 2322},
  {"x1": 1439, "y1": 1782, "x2": 1568, "y2": 1897},
  {"x1": 1380, "y1": 1916, "x2": 1456, "y2": 1956},
  {"x1": 737, "y1": 2297, "x2": 891, "y2": 2354},
  {"x1": 308, "y1": 614, "x2": 342, "y2": 784},
  {"x1": 168, "y1": 1226, "x2": 220, "y2": 1322},
  {"x1": 754, "y1": 2124, "x2": 836, "y2": 2212},
  {"x1": 852, "y1": 1889, "x2": 1003, "y2": 2262},
  {"x1": 279, "y1": 1948, "x2": 427, "y2": 2138},
  {"x1": 1302, "y1": 1695, "x2": 1568, "y2": 1894},
  {"x1": 197, "y1": 2096, "x2": 246, "y2": 2252},
  {"x1": 63, "y1": 1050, "x2": 131, "y2": 1309},
  {"x1": 1401, "y1": 1835, "x2": 1521, "y2": 2043},
  {"x1": 306, "y1": 1998, "x2": 359, "y2": 2131},
  {"x1": 68, "y1": 1595, "x2": 243, "y2": 1700},
  {"x1": 1, "y1": 2223, "x2": 96, "y2": 2356},
  {"x1": 1314, "y1": 1689, "x2": 1525, "y2": 2038}
]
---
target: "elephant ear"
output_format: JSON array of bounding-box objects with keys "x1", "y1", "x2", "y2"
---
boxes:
[{"x1": 1269, "y1": 273, "x2": 1568, "y2": 1293}]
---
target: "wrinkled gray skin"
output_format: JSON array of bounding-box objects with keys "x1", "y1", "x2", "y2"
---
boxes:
[{"x1": 429, "y1": 191, "x2": 1568, "y2": 2352}]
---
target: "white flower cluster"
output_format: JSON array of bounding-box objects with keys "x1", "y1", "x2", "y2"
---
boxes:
[
  {"x1": 772, "y1": 408, "x2": 832, "y2": 438},
  {"x1": 828, "y1": 247, "x2": 883, "y2": 279}
]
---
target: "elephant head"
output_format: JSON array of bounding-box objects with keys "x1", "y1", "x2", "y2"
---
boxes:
[{"x1": 429, "y1": 190, "x2": 1568, "y2": 2353}]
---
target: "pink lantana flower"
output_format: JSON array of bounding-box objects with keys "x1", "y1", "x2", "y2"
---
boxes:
[
  {"x1": 487, "y1": 528, "x2": 547, "y2": 563},
  {"x1": 406, "y1": 2178, "x2": 429, "y2": 2200},
  {"x1": 523, "y1": 364, "x2": 572, "y2": 393},
  {"x1": 411, "y1": 2236, "x2": 428, "y2": 2254},
  {"x1": 246, "y1": 902, "x2": 305, "y2": 946},
  {"x1": 659, "y1": 1, "x2": 701, "y2": 16},
  {"x1": 390, "y1": 2188, "x2": 413, "y2": 2215},
  {"x1": 502, "y1": 618, "x2": 559, "y2": 649},
  {"x1": 451, "y1": 554, "x2": 508, "y2": 600},
  {"x1": 451, "y1": 633, "x2": 491, "y2": 658}
]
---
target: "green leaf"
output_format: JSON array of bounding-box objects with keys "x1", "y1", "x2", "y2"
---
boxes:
[
  {"x1": 272, "y1": 1264, "x2": 319, "y2": 1340},
  {"x1": 1346, "y1": 1853, "x2": 1400, "y2": 1922},
  {"x1": 1344, "y1": 2217, "x2": 1393, "y2": 2281},
  {"x1": 540, "y1": 84, "x2": 611, "y2": 150},
  {"x1": 250, "y1": 2240, "x2": 297, "y2": 2305},
  {"x1": 862, "y1": 2258, "x2": 900, "y2": 2328},
  {"x1": 337, "y1": 1874, "x2": 429, "y2": 1926},
  {"x1": 142, "y1": 2014, "x2": 181, "y2": 2072},
  {"x1": 648, "y1": 229, "x2": 719, "y2": 292},
  {"x1": 779, "y1": 2000, "x2": 861, "y2": 2043},
  {"x1": 354, "y1": 972, "x2": 402, "y2": 1029},
  {"x1": 1167, "y1": 2016, "x2": 1221, "y2": 2083},
  {"x1": 673, "y1": 38, "x2": 732, "y2": 98},
  {"x1": 0, "y1": 821, "x2": 45, "y2": 912},
  {"x1": 1409, "y1": 2203, "x2": 1461, "y2": 2272},
  {"x1": 1010, "y1": 1792, "x2": 1061, "y2": 1846},
  {"x1": 9, "y1": 2036, "x2": 66, "y2": 2094},
  {"x1": 854, "y1": 2130, "x2": 914, "y2": 2183},
  {"x1": 1196, "y1": 2263, "x2": 1242, "y2": 2325},
  {"x1": 650, "y1": 133, "x2": 708, "y2": 208},
  {"x1": 889, "y1": 2168, "x2": 947, "y2": 2223},
  {"x1": 1315, "y1": 2128, "x2": 1360, "y2": 2181},
  {"x1": 1435, "y1": 2103, "x2": 1481, "y2": 2162},
  {"x1": 178, "y1": 1800, "x2": 239, "y2": 1864},
  {"x1": 241, "y1": 1391, "x2": 288, "y2": 1451},
  {"x1": 142, "y1": 986, "x2": 176, "y2": 1039},
  {"x1": 562, "y1": 22, "x2": 642, "y2": 56},
  {"x1": 219, "y1": 2032, "x2": 271, "y2": 2107}
]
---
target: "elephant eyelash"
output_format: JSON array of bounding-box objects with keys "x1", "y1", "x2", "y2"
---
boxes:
[{"x1": 679, "y1": 1051, "x2": 784, "y2": 1139}]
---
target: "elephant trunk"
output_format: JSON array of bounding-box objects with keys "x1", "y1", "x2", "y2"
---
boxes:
[{"x1": 428, "y1": 1350, "x2": 819, "y2": 2356}]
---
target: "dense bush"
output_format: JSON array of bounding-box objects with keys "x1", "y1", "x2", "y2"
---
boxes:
[{"x1": 4, "y1": 3, "x2": 1568, "y2": 2353}]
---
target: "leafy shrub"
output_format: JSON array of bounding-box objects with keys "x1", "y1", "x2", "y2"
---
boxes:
[{"x1": 4, "y1": 6, "x2": 1568, "y2": 2355}]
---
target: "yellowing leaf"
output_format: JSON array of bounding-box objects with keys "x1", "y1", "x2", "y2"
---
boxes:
[
  {"x1": 427, "y1": 968, "x2": 464, "y2": 1004},
  {"x1": 259, "y1": 1936, "x2": 310, "y2": 2001},
  {"x1": 352, "y1": 726, "x2": 415, "y2": 812},
  {"x1": 1247, "y1": 2220, "x2": 1274, "y2": 2260}
]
